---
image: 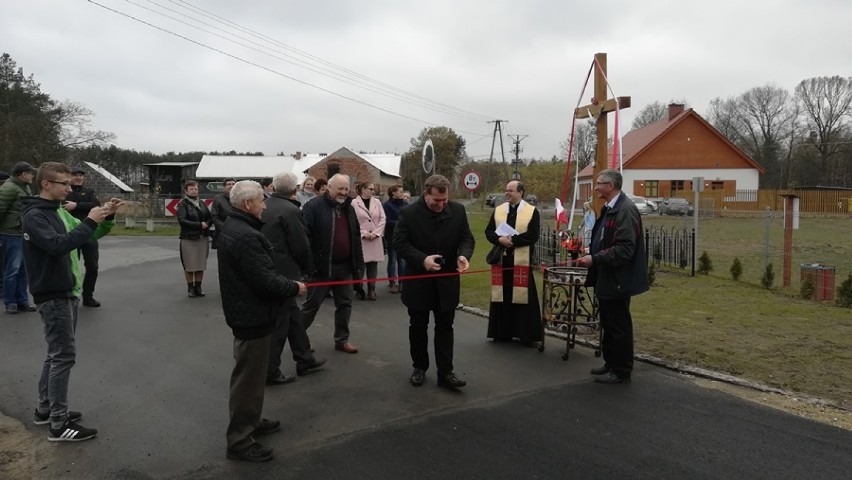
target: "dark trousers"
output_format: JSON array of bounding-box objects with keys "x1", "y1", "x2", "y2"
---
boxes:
[
  {"x1": 597, "y1": 297, "x2": 634, "y2": 377},
  {"x1": 301, "y1": 262, "x2": 354, "y2": 344},
  {"x1": 408, "y1": 308, "x2": 455, "y2": 376},
  {"x1": 78, "y1": 240, "x2": 99, "y2": 299},
  {"x1": 226, "y1": 335, "x2": 270, "y2": 451},
  {"x1": 268, "y1": 298, "x2": 315, "y2": 378}
]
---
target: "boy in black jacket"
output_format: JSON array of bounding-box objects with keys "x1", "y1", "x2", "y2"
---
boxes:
[{"x1": 22, "y1": 162, "x2": 116, "y2": 442}]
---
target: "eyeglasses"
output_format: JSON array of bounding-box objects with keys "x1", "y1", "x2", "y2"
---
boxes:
[{"x1": 47, "y1": 180, "x2": 72, "y2": 186}]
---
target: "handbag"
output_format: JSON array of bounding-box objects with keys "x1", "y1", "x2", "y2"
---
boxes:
[{"x1": 486, "y1": 244, "x2": 503, "y2": 265}]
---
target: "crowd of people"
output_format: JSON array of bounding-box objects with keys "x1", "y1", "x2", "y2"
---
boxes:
[{"x1": 9, "y1": 164, "x2": 647, "y2": 462}]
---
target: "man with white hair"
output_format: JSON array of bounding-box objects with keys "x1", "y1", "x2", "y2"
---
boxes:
[
  {"x1": 261, "y1": 172, "x2": 326, "y2": 385},
  {"x1": 217, "y1": 180, "x2": 306, "y2": 462},
  {"x1": 300, "y1": 173, "x2": 364, "y2": 354}
]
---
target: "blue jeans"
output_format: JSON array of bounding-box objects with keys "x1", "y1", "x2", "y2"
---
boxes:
[
  {"x1": 1, "y1": 234, "x2": 29, "y2": 306},
  {"x1": 37, "y1": 297, "x2": 80, "y2": 426},
  {"x1": 386, "y1": 247, "x2": 406, "y2": 283}
]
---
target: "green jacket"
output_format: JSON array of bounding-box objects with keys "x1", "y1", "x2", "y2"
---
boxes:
[
  {"x1": 0, "y1": 177, "x2": 33, "y2": 235},
  {"x1": 58, "y1": 207, "x2": 115, "y2": 297}
]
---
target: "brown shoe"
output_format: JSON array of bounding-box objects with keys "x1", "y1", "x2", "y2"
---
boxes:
[
  {"x1": 389, "y1": 284, "x2": 399, "y2": 294},
  {"x1": 334, "y1": 342, "x2": 359, "y2": 354},
  {"x1": 368, "y1": 290, "x2": 377, "y2": 301}
]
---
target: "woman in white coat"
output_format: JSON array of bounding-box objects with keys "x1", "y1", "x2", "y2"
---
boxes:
[{"x1": 352, "y1": 182, "x2": 386, "y2": 300}]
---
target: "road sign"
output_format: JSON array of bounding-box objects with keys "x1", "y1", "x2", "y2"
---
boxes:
[
  {"x1": 422, "y1": 139, "x2": 435, "y2": 174},
  {"x1": 164, "y1": 198, "x2": 213, "y2": 217},
  {"x1": 462, "y1": 171, "x2": 481, "y2": 192}
]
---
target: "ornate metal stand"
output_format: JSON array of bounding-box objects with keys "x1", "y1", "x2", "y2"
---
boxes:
[{"x1": 541, "y1": 266, "x2": 600, "y2": 360}]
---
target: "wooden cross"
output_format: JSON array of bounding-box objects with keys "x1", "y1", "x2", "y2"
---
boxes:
[{"x1": 574, "y1": 52, "x2": 631, "y2": 215}]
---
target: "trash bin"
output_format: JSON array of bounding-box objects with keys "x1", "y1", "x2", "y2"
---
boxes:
[{"x1": 800, "y1": 263, "x2": 835, "y2": 301}]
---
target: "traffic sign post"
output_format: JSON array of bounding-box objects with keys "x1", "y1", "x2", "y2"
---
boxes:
[{"x1": 462, "y1": 171, "x2": 481, "y2": 201}]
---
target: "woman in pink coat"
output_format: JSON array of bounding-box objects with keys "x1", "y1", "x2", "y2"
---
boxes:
[{"x1": 352, "y1": 182, "x2": 386, "y2": 300}]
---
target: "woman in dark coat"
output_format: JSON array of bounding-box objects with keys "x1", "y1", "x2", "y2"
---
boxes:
[{"x1": 177, "y1": 180, "x2": 212, "y2": 297}]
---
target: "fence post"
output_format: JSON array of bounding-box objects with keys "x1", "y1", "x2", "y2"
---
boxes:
[{"x1": 691, "y1": 228, "x2": 696, "y2": 277}]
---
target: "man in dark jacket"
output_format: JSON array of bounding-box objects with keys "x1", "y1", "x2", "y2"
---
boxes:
[
  {"x1": 577, "y1": 169, "x2": 649, "y2": 384},
  {"x1": 0, "y1": 161, "x2": 38, "y2": 314},
  {"x1": 261, "y1": 172, "x2": 325, "y2": 385},
  {"x1": 394, "y1": 175, "x2": 475, "y2": 389},
  {"x1": 300, "y1": 173, "x2": 364, "y2": 354},
  {"x1": 210, "y1": 177, "x2": 235, "y2": 249},
  {"x1": 217, "y1": 180, "x2": 306, "y2": 463},
  {"x1": 63, "y1": 166, "x2": 104, "y2": 307},
  {"x1": 22, "y1": 162, "x2": 115, "y2": 442}
]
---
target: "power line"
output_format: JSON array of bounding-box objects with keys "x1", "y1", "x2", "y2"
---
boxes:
[{"x1": 88, "y1": 0, "x2": 489, "y2": 136}]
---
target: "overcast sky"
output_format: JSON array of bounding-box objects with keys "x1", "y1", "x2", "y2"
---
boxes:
[{"x1": 3, "y1": 0, "x2": 851, "y2": 161}]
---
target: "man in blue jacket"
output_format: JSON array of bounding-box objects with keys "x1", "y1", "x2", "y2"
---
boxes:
[
  {"x1": 576, "y1": 169, "x2": 649, "y2": 384},
  {"x1": 22, "y1": 162, "x2": 116, "y2": 442}
]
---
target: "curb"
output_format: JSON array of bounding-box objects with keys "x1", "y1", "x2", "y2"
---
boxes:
[{"x1": 457, "y1": 304, "x2": 849, "y2": 412}]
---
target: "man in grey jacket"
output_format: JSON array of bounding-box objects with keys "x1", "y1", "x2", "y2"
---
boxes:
[{"x1": 576, "y1": 169, "x2": 649, "y2": 384}]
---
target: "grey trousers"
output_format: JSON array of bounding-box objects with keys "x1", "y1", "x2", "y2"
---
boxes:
[
  {"x1": 301, "y1": 262, "x2": 355, "y2": 344},
  {"x1": 37, "y1": 297, "x2": 80, "y2": 427},
  {"x1": 226, "y1": 335, "x2": 270, "y2": 451}
]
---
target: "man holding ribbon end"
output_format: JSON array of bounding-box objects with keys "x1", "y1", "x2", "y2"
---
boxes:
[{"x1": 484, "y1": 180, "x2": 542, "y2": 346}]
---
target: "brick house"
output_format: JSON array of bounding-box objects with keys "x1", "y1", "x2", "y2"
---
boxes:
[
  {"x1": 578, "y1": 104, "x2": 764, "y2": 201},
  {"x1": 303, "y1": 147, "x2": 402, "y2": 198}
]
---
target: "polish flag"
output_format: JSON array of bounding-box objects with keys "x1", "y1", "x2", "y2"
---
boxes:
[{"x1": 555, "y1": 198, "x2": 568, "y2": 227}]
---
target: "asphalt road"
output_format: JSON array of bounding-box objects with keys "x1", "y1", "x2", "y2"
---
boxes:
[{"x1": 0, "y1": 236, "x2": 849, "y2": 479}]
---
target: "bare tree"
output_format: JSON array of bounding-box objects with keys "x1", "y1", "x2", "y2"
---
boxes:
[
  {"x1": 630, "y1": 101, "x2": 668, "y2": 130},
  {"x1": 56, "y1": 100, "x2": 115, "y2": 148},
  {"x1": 795, "y1": 76, "x2": 852, "y2": 185},
  {"x1": 559, "y1": 122, "x2": 596, "y2": 168}
]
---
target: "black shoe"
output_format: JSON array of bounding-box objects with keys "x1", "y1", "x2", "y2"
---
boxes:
[
  {"x1": 437, "y1": 372, "x2": 466, "y2": 389},
  {"x1": 594, "y1": 371, "x2": 631, "y2": 384},
  {"x1": 252, "y1": 418, "x2": 281, "y2": 437},
  {"x1": 194, "y1": 285, "x2": 205, "y2": 297},
  {"x1": 82, "y1": 297, "x2": 101, "y2": 307},
  {"x1": 17, "y1": 303, "x2": 38, "y2": 312},
  {"x1": 590, "y1": 365, "x2": 611, "y2": 375},
  {"x1": 409, "y1": 368, "x2": 425, "y2": 387},
  {"x1": 5, "y1": 304, "x2": 19, "y2": 314},
  {"x1": 48, "y1": 420, "x2": 97, "y2": 442},
  {"x1": 187, "y1": 285, "x2": 197, "y2": 298},
  {"x1": 265, "y1": 373, "x2": 297, "y2": 385},
  {"x1": 354, "y1": 287, "x2": 366, "y2": 300},
  {"x1": 296, "y1": 358, "x2": 327, "y2": 376},
  {"x1": 227, "y1": 442, "x2": 273, "y2": 462},
  {"x1": 34, "y1": 409, "x2": 82, "y2": 426}
]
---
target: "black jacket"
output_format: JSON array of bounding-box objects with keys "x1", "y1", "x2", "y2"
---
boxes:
[
  {"x1": 260, "y1": 193, "x2": 312, "y2": 280},
  {"x1": 393, "y1": 198, "x2": 475, "y2": 312},
  {"x1": 21, "y1": 196, "x2": 99, "y2": 304},
  {"x1": 301, "y1": 193, "x2": 364, "y2": 278},
  {"x1": 217, "y1": 208, "x2": 301, "y2": 340},
  {"x1": 176, "y1": 197, "x2": 212, "y2": 240},
  {"x1": 209, "y1": 194, "x2": 232, "y2": 240},
  {"x1": 587, "y1": 192, "x2": 649, "y2": 299},
  {"x1": 65, "y1": 184, "x2": 100, "y2": 221}
]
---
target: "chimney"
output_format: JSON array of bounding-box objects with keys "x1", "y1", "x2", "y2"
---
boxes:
[
  {"x1": 294, "y1": 151, "x2": 302, "y2": 160},
  {"x1": 668, "y1": 103, "x2": 685, "y2": 121}
]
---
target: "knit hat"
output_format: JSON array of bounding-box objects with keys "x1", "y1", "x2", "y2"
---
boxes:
[
  {"x1": 12, "y1": 162, "x2": 37, "y2": 176},
  {"x1": 0, "y1": 171, "x2": 9, "y2": 181}
]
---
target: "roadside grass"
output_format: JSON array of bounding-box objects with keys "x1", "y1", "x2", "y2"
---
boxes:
[{"x1": 461, "y1": 210, "x2": 852, "y2": 407}]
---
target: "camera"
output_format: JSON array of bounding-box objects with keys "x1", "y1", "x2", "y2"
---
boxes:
[{"x1": 435, "y1": 256, "x2": 446, "y2": 266}]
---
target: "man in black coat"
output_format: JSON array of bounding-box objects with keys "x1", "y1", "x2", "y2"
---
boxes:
[
  {"x1": 63, "y1": 166, "x2": 104, "y2": 307},
  {"x1": 576, "y1": 169, "x2": 649, "y2": 384},
  {"x1": 261, "y1": 172, "x2": 326, "y2": 385},
  {"x1": 217, "y1": 180, "x2": 306, "y2": 462},
  {"x1": 394, "y1": 175, "x2": 475, "y2": 389},
  {"x1": 210, "y1": 178, "x2": 235, "y2": 249},
  {"x1": 300, "y1": 173, "x2": 364, "y2": 354}
]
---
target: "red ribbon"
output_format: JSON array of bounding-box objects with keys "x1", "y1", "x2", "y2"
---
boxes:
[{"x1": 304, "y1": 268, "x2": 494, "y2": 288}]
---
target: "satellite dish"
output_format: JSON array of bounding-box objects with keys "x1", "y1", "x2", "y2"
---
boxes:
[{"x1": 422, "y1": 139, "x2": 435, "y2": 174}]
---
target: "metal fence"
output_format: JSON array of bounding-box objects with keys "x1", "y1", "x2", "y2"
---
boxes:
[{"x1": 535, "y1": 223, "x2": 696, "y2": 275}]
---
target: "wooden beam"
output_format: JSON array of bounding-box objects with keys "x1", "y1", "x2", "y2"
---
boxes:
[{"x1": 574, "y1": 96, "x2": 631, "y2": 119}]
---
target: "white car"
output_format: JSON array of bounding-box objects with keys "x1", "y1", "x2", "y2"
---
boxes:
[{"x1": 627, "y1": 194, "x2": 655, "y2": 215}]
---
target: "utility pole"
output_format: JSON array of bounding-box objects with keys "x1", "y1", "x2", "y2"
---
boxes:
[
  {"x1": 481, "y1": 119, "x2": 508, "y2": 204},
  {"x1": 508, "y1": 134, "x2": 528, "y2": 181}
]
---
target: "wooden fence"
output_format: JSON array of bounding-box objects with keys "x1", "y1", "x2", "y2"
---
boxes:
[{"x1": 672, "y1": 189, "x2": 852, "y2": 215}]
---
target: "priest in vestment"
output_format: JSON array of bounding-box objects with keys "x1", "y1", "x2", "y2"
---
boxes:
[{"x1": 485, "y1": 180, "x2": 542, "y2": 344}]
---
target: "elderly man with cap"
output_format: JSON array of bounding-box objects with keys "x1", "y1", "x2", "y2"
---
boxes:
[
  {"x1": 63, "y1": 166, "x2": 104, "y2": 307},
  {"x1": 0, "y1": 161, "x2": 38, "y2": 314}
]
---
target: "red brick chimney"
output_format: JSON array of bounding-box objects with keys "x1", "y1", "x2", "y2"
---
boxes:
[{"x1": 668, "y1": 103, "x2": 685, "y2": 121}]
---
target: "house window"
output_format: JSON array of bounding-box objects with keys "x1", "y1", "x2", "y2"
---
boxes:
[
  {"x1": 326, "y1": 163, "x2": 340, "y2": 178},
  {"x1": 671, "y1": 180, "x2": 685, "y2": 194},
  {"x1": 711, "y1": 181, "x2": 724, "y2": 190},
  {"x1": 645, "y1": 180, "x2": 658, "y2": 197}
]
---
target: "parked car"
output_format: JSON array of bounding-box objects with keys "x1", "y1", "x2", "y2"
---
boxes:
[
  {"x1": 485, "y1": 193, "x2": 503, "y2": 207},
  {"x1": 659, "y1": 197, "x2": 694, "y2": 216},
  {"x1": 525, "y1": 194, "x2": 539, "y2": 206},
  {"x1": 626, "y1": 194, "x2": 654, "y2": 215}
]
